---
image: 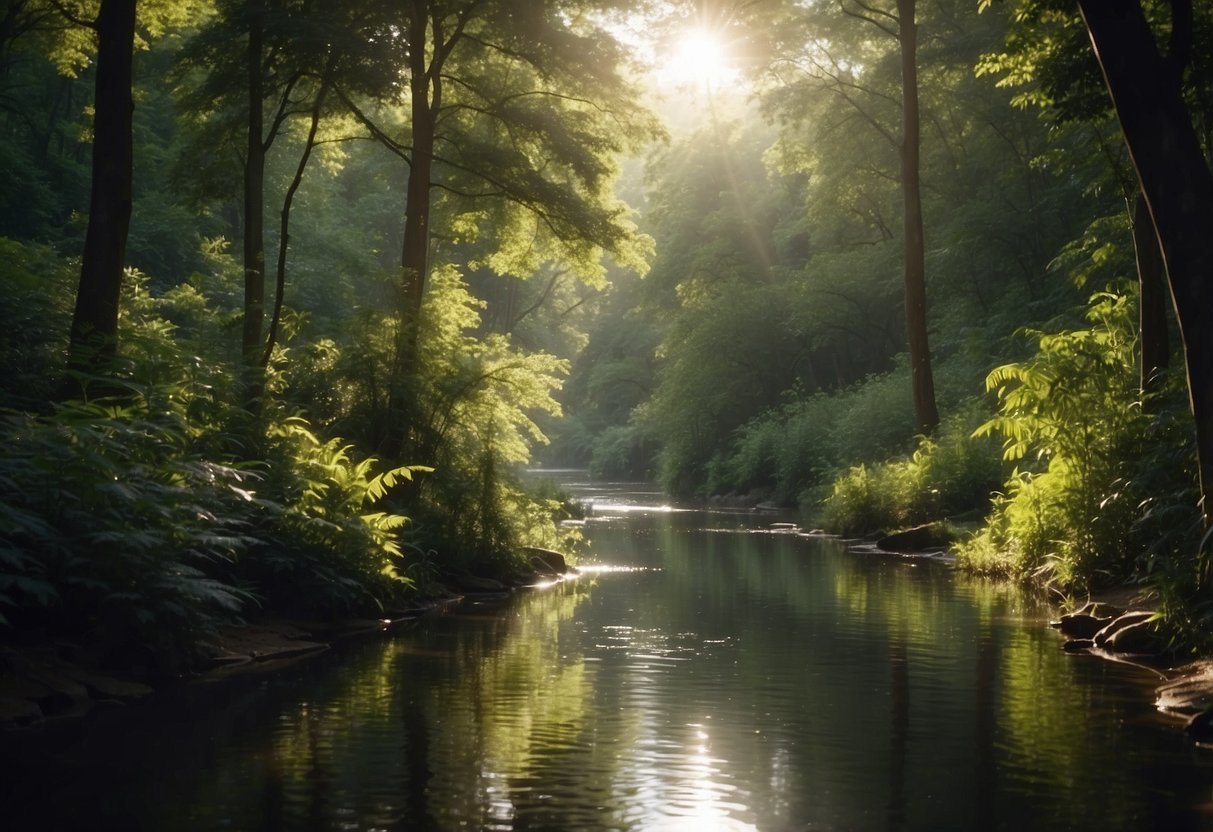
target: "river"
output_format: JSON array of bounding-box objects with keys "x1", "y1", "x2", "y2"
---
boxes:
[{"x1": 6, "y1": 479, "x2": 1213, "y2": 830}]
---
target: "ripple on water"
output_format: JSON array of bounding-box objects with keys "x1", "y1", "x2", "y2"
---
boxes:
[{"x1": 13, "y1": 505, "x2": 1213, "y2": 831}]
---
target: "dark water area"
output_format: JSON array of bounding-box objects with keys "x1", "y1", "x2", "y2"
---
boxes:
[{"x1": 5, "y1": 480, "x2": 1213, "y2": 830}]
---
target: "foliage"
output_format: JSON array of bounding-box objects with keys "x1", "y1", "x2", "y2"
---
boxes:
[
  {"x1": 0, "y1": 260, "x2": 425, "y2": 667},
  {"x1": 239, "y1": 411, "x2": 423, "y2": 616},
  {"x1": 816, "y1": 401, "x2": 1005, "y2": 535},
  {"x1": 956, "y1": 289, "x2": 1199, "y2": 591},
  {"x1": 3, "y1": 0, "x2": 1212, "y2": 660},
  {"x1": 405, "y1": 267, "x2": 581, "y2": 574},
  {"x1": 0, "y1": 238, "x2": 77, "y2": 408},
  {"x1": 0, "y1": 401, "x2": 252, "y2": 667}
]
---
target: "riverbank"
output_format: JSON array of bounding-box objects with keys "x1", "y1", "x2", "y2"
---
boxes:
[
  {"x1": 847, "y1": 526, "x2": 1213, "y2": 746},
  {"x1": 0, "y1": 549, "x2": 577, "y2": 733},
  {"x1": 6, "y1": 505, "x2": 1210, "y2": 830},
  {"x1": 0, "y1": 606, "x2": 439, "y2": 733}
]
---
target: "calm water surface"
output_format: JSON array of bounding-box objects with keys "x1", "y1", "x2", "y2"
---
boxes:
[{"x1": 7, "y1": 480, "x2": 1213, "y2": 830}]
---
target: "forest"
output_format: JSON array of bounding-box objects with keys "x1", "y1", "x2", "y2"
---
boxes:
[{"x1": 2, "y1": 0, "x2": 1213, "y2": 675}]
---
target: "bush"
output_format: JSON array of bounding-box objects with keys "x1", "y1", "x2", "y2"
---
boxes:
[
  {"x1": 0, "y1": 402, "x2": 254, "y2": 668},
  {"x1": 814, "y1": 401, "x2": 1004, "y2": 535},
  {"x1": 954, "y1": 290, "x2": 1200, "y2": 593}
]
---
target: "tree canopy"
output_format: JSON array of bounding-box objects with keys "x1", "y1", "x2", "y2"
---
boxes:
[{"x1": 3, "y1": 0, "x2": 1213, "y2": 659}]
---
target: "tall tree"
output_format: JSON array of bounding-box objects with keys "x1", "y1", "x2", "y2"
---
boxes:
[
  {"x1": 242, "y1": 0, "x2": 266, "y2": 371},
  {"x1": 1131, "y1": 192, "x2": 1170, "y2": 397},
  {"x1": 341, "y1": 0, "x2": 661, "y2": 458},
  {"x1": 975, "y1": 0, "x2": 1193, "y2": 400},
  {"x1": 762, "y1": 0, "x2": 939, "y2": 435},
  {"x1": 65, "y1": 0, "x2": 136, "y2": 379},
  {"x1": 177, "y1": 0, "x2": 347, "y2": 385},
  {"x1": 893, "y1": 0, "x2": 938, "y2": 434},
  {"x1": 1076, "y1": 0, "x2": 1213, "y2": 525},
  {"x1": 48, "y1": 0, "x2": 203, "y2": 382}
]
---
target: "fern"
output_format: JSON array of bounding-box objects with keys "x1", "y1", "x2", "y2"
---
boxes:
[
  {"x1": 957, "y1": 289, "x2": 1197, "y2": 590},
  {"x1": 365, "y1": 464, "x2": 432, "y2": 504}
]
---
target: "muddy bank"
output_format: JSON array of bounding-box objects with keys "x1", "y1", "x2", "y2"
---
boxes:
[{"x1": 0, "y1": 550, "x2": 577, "y2": 733}]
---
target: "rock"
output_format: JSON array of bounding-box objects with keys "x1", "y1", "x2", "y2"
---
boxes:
[
  {"x1": 1090, "y1": 610, "x2": 1173, "y2": 657},
  {"x1": 0, "y1": 673, "x2": 52, "y2": 701},
  {"x1": 0, "y1": 696, "x2": 44, "y2": 729},
  {"x1": 523, "y1": 547, "x2": 569, "y2": 575},
  {"x1": 1052, "y1": 613, "x2": 1115, "y2": 639},
  {"x1": 1157, "y1": 669, "x2": 1213, "y2": 717},
  {"x1": 301, "y1": 619, "x2": 385, "y2": 643},
  {"x1": 1093, "y1": 611, "x2": 1158, "y2": 650},
  {"x1": 877, "y1": 524, "x2": 937, "y2": 552},
  {"x1": 1185, "y1": 710, "x2": 1213, "y2": 744},
  {"x1": 1072, "y1": 601, "x2": 1125, "y2": 620},
  {"x1": 1102, "y1": 619, "x2": 1170, "y2": 655},
  {"x1": 216, "y1": 626, "x2": 329, "y2": 662},
  {"x1": 1063, "y1": 638, "x2": 1095, "y2": 653},
  {"x1": 202, "y1": 654, "x2": 253, "y2": 671},
  {"x1": 67, "y1": 670, "x2": 154, "y2": 701},
  {"x1": 22, "y1": 666, "x2": 90, "y2": 711},
  {"x1": 454, "y1": 574, "x2": 509, "y2": 593}
]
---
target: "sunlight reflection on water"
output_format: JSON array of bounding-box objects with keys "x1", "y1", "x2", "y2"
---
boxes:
[{"x1": 10, "y1": 487, "x2": 1213, "y2": 831}]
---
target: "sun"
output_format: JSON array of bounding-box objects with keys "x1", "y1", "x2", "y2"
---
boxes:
[{"x1": 658, "y1": 26, "x2": 740, "y2": 91}]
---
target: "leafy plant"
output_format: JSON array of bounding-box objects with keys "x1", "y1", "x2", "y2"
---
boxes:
[
  {"x1": 0, "y1": 401, "x2": 255, "y2": 669},
  {"x1": 955, "y1": 289, "x2": 1194, "y2": 590}
]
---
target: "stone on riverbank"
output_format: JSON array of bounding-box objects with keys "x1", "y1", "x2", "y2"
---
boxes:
[
  {"x1": 876, "y1": 523, "x2": 955, "y2": 553},
  {"x1": 524, "y1": 546, "x2": 570, "y2": 576},
  {"x1": 1093, "y1": 611, "x2": 1167, "y2": 654},
  {"x1": 1156, "y1": 662, "x2": 1213, "y2": 746},
  {"x1": 1051, "y1": 601, "x2": 1123, "y2": 639},
  {"x1": 0, "y1": 647, "x2": 156, "y2": 729},
  {"x1": 1056, "y1": 603, "x2": 1175, "y2": 663}
]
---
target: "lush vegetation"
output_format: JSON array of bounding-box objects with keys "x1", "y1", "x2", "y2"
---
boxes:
[
  {"x1": 549, "y1": 1, "x2": 1213, "y2": 640},
  {"x1": 3, "y1": 0, "x2": 1213, "y2": 666},
  {"x1": 0, "y1": 0, "x2": 632, "y2": 671}
]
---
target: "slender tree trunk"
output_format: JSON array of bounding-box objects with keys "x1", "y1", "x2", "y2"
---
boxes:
[
  {"x1": 1079, "y1": 0, "x2": 1213, "y2": 525},
  {"x1": 400, "y1": 41, "x2": 434, "y2": 363},
  {"x1": 65, "y1": 0, "x2": 135, "y2": 383},
  {"x1": 262, "y1": 70, "x2": 332, "y2": 368},
  {"x1": 242, "y1": 1, "x2": 266, "y2": 372},
  {"x1": 897, "y1": 0, "x2": 938, "y2": 435},
  {"x1": 1131, "y1": 193, "x2": 1169, "y2": 399},
  {"x1": 384, "y1": 2, "x2": 436, "y2": 458}
]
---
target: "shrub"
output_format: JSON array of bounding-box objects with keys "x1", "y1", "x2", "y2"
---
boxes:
[
  {"x1": 0, "y1": 402, "x2": 254, "y2": 669},
  {"x1": 954, "y1": 290, "x2": 1200, "y2": 592},
  {"x1": 815, "y1": 401, "x2": 1004, "y2": 535}
]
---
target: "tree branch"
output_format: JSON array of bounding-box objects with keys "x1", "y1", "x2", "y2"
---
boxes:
[{"x1": 839, "y1": 0, "x2": 899, "y2": 40}]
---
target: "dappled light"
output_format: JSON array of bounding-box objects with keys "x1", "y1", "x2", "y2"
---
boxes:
[{"x1": 2, "y1": 0, "x2": 1213, "y2": 828}]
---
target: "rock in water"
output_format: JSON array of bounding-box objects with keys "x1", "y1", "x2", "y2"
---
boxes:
[
  {"x1": 524, "y1": 547, "x2": 569, "y2": 575},
  {"x1": 876, "y1": 524, "x2": 937, "y2": 552},
  {"x1": 1186, "y1": 710, "x2": 1213, "y2": 744},
  {"x1": 1063, "y1": 639, "x2": 1095, "y2": 653},
  {"x1": 1052, "y1": 612, "x2": 1115, "y2": 639},
  {"x1": 1093, "y1": 611, "x2": 1171, "y2": 656}
]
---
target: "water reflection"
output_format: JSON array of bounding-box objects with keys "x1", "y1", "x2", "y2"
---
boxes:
[{"x1": 6, "y1": 502, "x2": 1213, "y2": 830}]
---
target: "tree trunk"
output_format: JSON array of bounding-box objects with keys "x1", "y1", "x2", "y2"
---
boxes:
[
  {"x1": 384, "y1": 2, "x2": 437, "y2": 458},
  {"x1": 1131, "y1": 192, "x2": 1169, "y2": 399},
  {"x1": 262, "y1": 69, "x2": 332, "y2": 368},
  {"x1": 897, "y1": 0, "x2": 939, "y2": 436},
  {"x1": 65, "y1": 0, "x2": 135, "y2": 382},
  {"x1": 1078, "y1": 0, "x2": 1213, "y2": 525},
  {"x1": 242, "y1": 1, "x2": 266, "y2": 372}
]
